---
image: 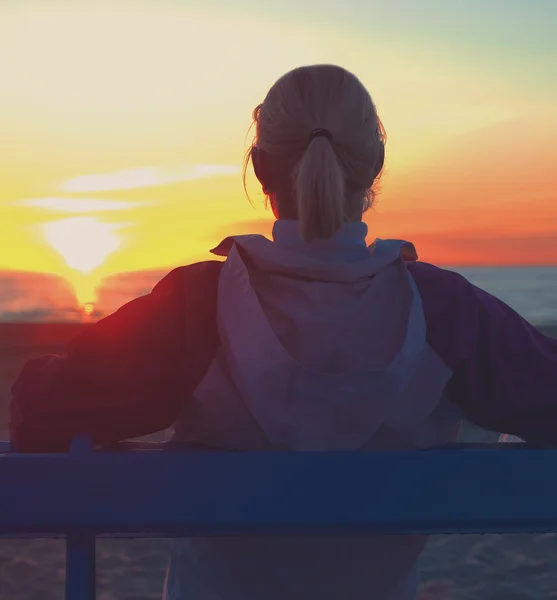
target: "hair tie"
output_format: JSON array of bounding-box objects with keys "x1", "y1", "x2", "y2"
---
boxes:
[{"x1": 309, "y1": 128, "x2": 333, "y2": 143}]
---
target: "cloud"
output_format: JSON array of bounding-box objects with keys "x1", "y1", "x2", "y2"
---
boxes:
[
  {"x1": 0, "y1": 271, "x2": 80, "y2": 322},
  {"x1": 61, "y1": 164, "x2": 241, "y2": 193},
  {"x1": 392, "y1": 230, "x2": 557, "y2": 267},
  {"x1": 18, "y1": 198, "x2": 150, "y2": 213},
  {"x1": 94, "y1": 269, "x2": 169, "y2": 314}
]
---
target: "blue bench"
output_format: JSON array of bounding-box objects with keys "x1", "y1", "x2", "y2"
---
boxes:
[{"x1": 1, "y1": 438, "x2": 555, "y2": 599}]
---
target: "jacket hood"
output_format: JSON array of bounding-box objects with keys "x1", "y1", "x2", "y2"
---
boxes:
[
  {"x1": 211, "y1": 221, "x2": 418, "y2": 283},
  {"x1": 207, "y1": 222, "x2": 441, "y2": 451}
]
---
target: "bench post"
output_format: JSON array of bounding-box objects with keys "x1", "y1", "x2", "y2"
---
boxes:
[{"x1": 66, "y1": 534, "x2": 96, "y2": 600}]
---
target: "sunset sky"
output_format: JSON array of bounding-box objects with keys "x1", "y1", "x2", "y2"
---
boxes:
[{"x1": 1, "y1": 0, "x2": 556, "y2": 311}]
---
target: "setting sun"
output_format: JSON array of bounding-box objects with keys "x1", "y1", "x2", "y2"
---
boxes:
[
  {"x1": 42, "y1": 217, "x2": 124, "y2": 274},
  {"x1": 83, "y1": 303, "x2": 94, "y2": 316},
  {"x1": 40, "y1": 217, "x2": 126, "y2": 305}
]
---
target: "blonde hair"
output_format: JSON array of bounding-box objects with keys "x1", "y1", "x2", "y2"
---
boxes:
[{"x1": 244, "y1": 64, "x2": 385, "y2": 242}]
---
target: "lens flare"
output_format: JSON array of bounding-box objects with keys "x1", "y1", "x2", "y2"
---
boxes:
[{"x1": 42, "y1": 217, "x2": 125, "y2": 274}]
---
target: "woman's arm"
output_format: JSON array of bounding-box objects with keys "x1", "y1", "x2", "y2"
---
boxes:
[
  {"x1": 10, "y1": 261, "x2": 221, "y2": 452},
  {"x1": 409, "y1": 262, "x2": 557, "y2": 446}
]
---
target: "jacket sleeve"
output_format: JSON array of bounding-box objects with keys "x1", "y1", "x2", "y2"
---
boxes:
[
  {"x1": 409, "y1": 261, "x2": 557, "y2": 446},
  {"x1": 10, "y1": 262, "x2": 221, "y2": 452}
]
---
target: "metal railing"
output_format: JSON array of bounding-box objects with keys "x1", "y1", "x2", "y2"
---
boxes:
[{"x1": 1, "y1": 438, "x2": 556, "y2": 599}]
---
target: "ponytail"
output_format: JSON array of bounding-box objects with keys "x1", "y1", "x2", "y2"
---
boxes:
[{"x1": 295, "y1": 136, "x2": 345, "y2": 242}]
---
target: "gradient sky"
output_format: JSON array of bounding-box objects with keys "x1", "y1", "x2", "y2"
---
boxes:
[{"x1": 1, "y1": 0, "x2": 556, "y2": 307}]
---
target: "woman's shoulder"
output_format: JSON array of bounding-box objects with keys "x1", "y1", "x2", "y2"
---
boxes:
[
  {"x1": 405, "y1": 262, "x2": 481, "y2": 369},
  {"x1": 406, "y1": 261, "x2": 479, "y2": 313},
  {"x1": 407, "y1": 261, "x2": 471, "y2": 294},
  {"x1": 152, "y1": 260, "x2": 224, "y2": 297}
]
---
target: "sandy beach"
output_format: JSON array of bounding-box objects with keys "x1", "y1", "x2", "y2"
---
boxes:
[{"x1": 2, "y1": 322, "x2": 557, "y2": 599}]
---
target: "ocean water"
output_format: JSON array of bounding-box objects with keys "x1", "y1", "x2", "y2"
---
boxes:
[
  {"x1": 1, "y1": 266, "x2": 556, "y2": 327},
  {"x1": 451, "y1": 267, "x2": 557, "y2": 329}
]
